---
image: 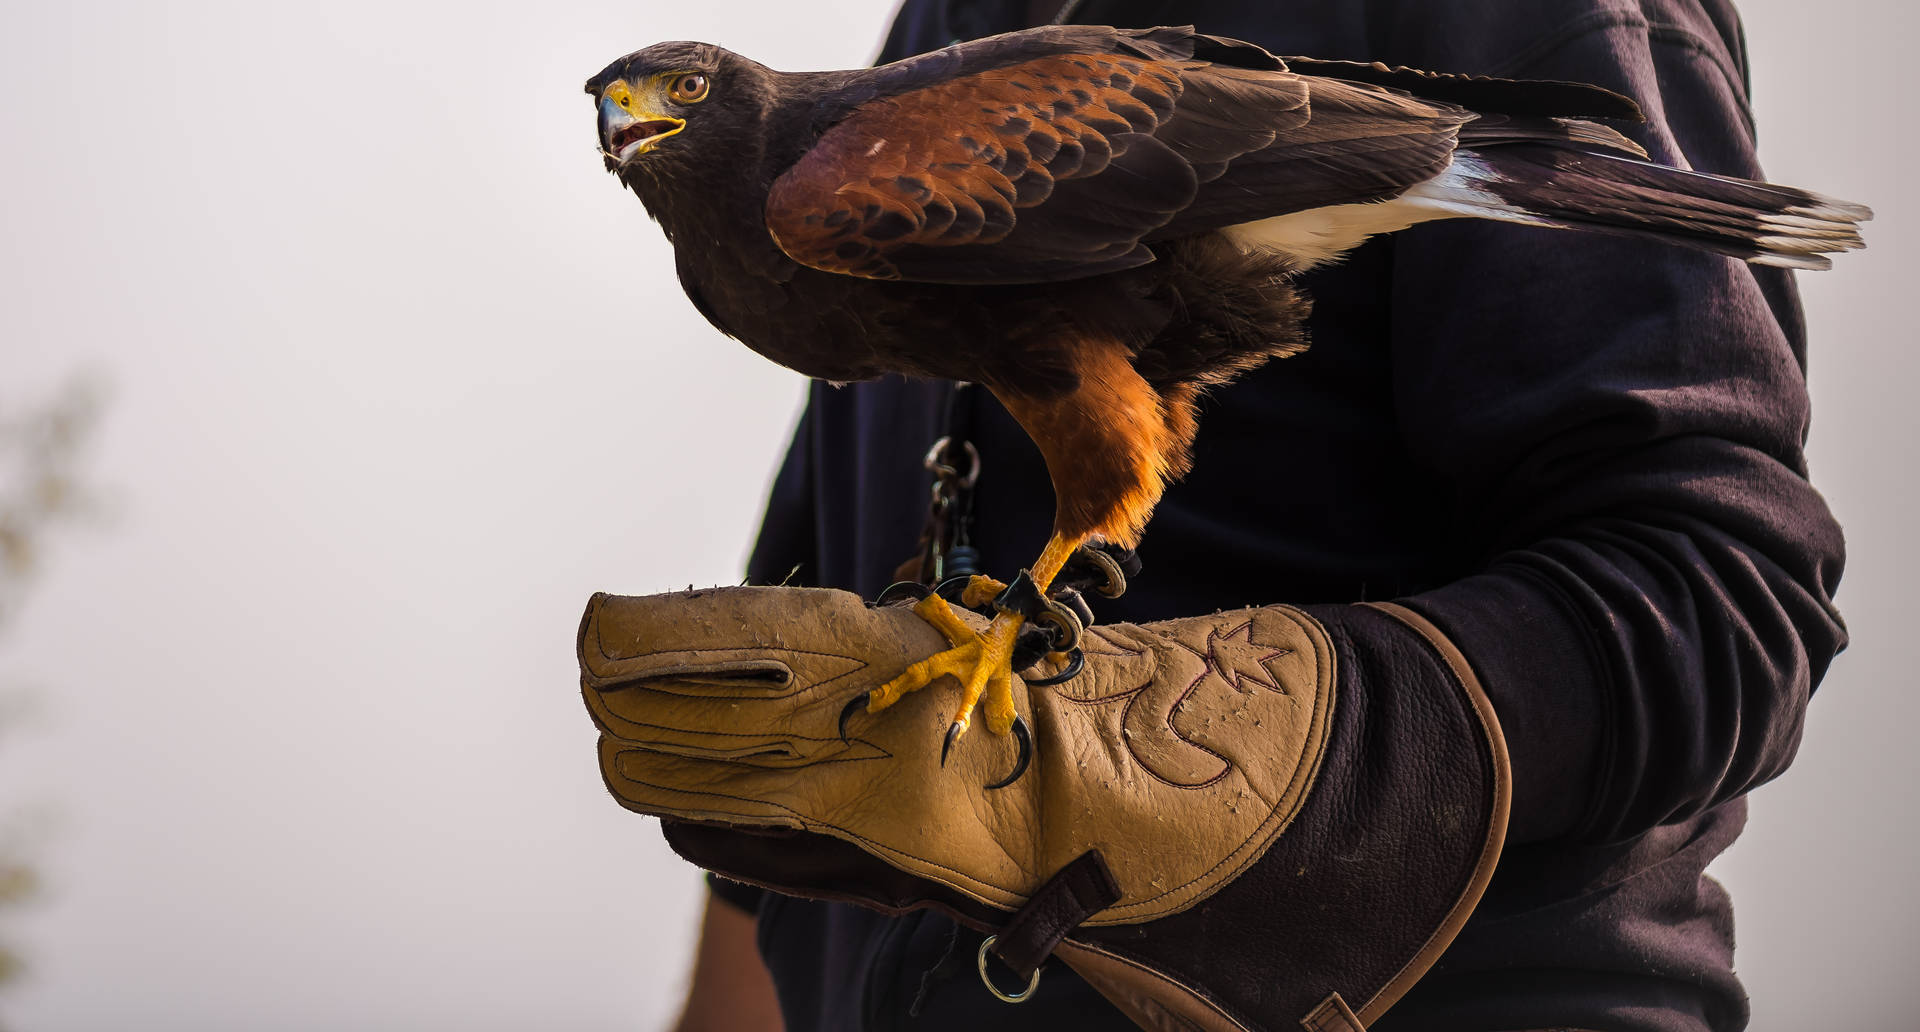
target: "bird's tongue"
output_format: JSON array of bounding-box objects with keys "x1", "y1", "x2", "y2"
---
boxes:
[{"x1": 611, "y1": 120, "x2": 680, "y2": 151}]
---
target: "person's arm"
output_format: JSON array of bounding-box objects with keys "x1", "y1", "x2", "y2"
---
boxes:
[
  {"x1": 671, "y1": 891, "x2": 784, "y2": 1032},
  {"x1": 1386, "y1": 8, "x2": 1846, "y2": 844}
]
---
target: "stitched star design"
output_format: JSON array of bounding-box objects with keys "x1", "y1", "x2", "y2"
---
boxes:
[{"x1": 1204, "y1": 621, "x2": 1291, "y2": 695}]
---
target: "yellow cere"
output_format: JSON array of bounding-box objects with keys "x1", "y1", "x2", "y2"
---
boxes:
[{"x1": 601, "y1": 79, "x2": 636, "y2": 112}]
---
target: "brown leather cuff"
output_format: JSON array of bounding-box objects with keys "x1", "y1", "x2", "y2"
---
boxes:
[{"x1": 1045, "y1": 603, "x2": 1510, "y2": 1030}]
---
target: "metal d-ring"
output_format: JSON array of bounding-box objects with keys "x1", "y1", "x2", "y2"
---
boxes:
[{"x1": 977, "y1": 935, "x2": 1041, "y2": 1003}]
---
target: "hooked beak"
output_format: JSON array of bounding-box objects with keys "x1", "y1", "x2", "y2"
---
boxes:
[{"x1": 598, "y1": 80, "x2": 685, "y2": 163}]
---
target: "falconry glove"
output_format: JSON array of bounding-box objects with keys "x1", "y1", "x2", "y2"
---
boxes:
[{"x1": 579, "y1": 586, "x2": 1509, "y2": 1031}]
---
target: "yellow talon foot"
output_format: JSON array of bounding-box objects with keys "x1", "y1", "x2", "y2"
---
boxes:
[
  {"x1": 959, "y1": 574, "x2": 1008, "y2": 609},
  {"x1": 869, "y1": 594, "x2": 1025, "y2": 742}
]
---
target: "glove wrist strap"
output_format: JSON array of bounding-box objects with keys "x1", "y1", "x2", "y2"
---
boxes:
[{"x1": 989, "y1": 849, "x2": 1123, "y2": 982}]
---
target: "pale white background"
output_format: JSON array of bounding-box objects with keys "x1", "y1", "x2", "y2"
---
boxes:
[{"x1": 0, "y1": 1, "x2": 1910, "y2": 1029}]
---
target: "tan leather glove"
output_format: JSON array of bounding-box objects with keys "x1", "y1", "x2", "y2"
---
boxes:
[{"x1": 579, "y1": 586, "x2": 1509, "y2": 1032}]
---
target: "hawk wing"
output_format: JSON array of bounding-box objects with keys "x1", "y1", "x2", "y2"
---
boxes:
[{"x1": 764, "y1": 26, "x2": 1569, "y2": 285}]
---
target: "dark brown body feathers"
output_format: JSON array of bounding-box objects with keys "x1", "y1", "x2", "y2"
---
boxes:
[{"x1": 595, "y1": 24, "x2": 1606, "y2": 545}]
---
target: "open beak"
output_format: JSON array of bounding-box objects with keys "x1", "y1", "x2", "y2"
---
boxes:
[{"x1": 598, "y1": 80, "x2": 685, "y2": 163}]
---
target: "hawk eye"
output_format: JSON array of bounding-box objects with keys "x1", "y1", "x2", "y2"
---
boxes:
[{"x1": 668, "y1": 73, "x2": 710, "y2": 105}]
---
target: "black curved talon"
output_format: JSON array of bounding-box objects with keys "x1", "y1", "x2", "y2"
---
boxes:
[
  {"x1": 941, "y1": 721, "x2": 964, "y2": 768},
  {"x1": 874, "y1": 581, "x2": 933, "y2": 608},
  {"x1": 838, "y1": 693, "x2": 871, "y2": 741},
  {"x1": 1023, "y1": 647, "x2": 1085, "y2": 687},
  {"x1": 984, "y1": 717, "x2": 1033, "y2": 790},
  {"x1": 935, "y1": 575, "x2": 981, "y2": 610}
]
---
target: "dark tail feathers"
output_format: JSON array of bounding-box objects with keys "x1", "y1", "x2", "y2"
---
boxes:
[{"x1": 1451, "y1": 144, "x2": 1870, "y2": 270}]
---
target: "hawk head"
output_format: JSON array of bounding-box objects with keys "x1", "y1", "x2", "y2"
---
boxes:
[{"x1": 584, "y1": 41, "x2": 772, "y2": 179}]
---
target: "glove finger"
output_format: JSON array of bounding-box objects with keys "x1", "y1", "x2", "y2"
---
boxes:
[
  {"x1": 598, "y1": 731, "x2": 1045, "y2": 891},
  {"x1": 590, "y1": 709, "x2": 892, "y2": 768},
  {"x1": 578, "y1": 587, "x2": 939, "y2": 738},
  {"x1": 597, "y1": 736, "x2": 821, "y2": 831}
]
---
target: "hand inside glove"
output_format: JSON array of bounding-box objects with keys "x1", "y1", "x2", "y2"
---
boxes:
[{"x1": 579, "y1": 586, "x2": 1508, "y2": 1032}]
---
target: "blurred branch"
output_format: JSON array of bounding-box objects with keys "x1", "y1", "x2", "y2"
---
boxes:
[
  {"x1": 0, "y1": 378, "x2": 106, "y2": 630},
  {"x1": 0, "y1": 375, "x2": 106, "y2": 1007}
]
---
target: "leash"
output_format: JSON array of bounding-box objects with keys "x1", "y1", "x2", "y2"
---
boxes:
[{"x1": 903, "y1": 381, "x2": 982, "y2": 586}]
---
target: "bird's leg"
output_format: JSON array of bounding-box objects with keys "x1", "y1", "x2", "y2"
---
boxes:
[
  {"x1": 863, "y1": 337, "x2": 1180, "y2": 769},
  {"x1": 866, "y1": 533, "x2": 1083, "y2": 744}
]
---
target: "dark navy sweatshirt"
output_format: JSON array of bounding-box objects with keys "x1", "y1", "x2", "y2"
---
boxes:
[{"x1": 711, "y1": 2, "x2": 1849, "y2": 1029}]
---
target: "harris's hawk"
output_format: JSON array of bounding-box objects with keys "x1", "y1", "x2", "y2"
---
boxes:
[{"x1": 584, "y1": 25, "x2": 1867, "y2": 764}]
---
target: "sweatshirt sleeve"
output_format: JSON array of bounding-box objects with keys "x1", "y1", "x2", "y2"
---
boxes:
[{"x1": 1389, "y1": 11, "x2": 1847, "y2": 844}]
